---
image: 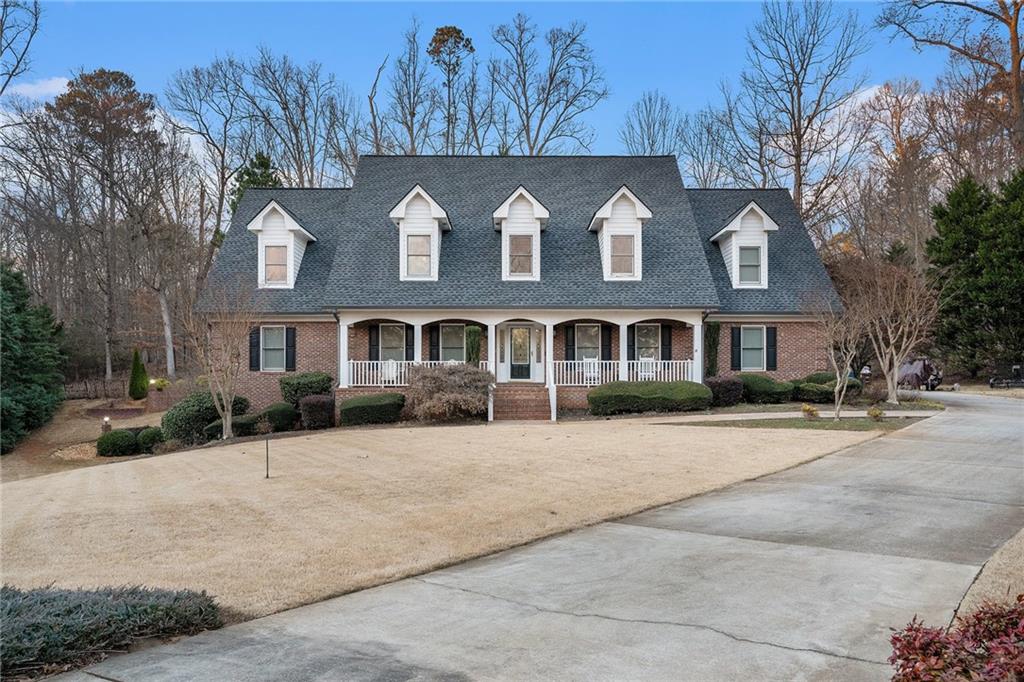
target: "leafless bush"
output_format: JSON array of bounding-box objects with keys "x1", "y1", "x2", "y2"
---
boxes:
[{"x1": 405, "y1": 364, "x2": 493, "y2": 422}]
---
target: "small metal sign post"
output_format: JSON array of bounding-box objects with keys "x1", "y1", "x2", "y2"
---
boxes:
[{"x1": 265, "y1": 437, "x2": 269, "y2": 479}]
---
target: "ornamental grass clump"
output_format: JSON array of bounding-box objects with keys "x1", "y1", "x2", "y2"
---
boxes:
[
  {"x1": 801, "y1": 403, "x2": 819, "y2": 420},
  {"x1": 405, "y1": 364, "x2": 492, "y2": 421}
]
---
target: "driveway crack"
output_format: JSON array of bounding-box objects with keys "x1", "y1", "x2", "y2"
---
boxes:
[{"x1": 414, "y1": 578, "x2": 888, "y2": 668}]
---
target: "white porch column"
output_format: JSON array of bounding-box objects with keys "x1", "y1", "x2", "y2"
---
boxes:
[
  {"x1": 413, "y1": 323, "x2": 423, "y2": 363},
  {"x1": 545, "y1": 323, "x2": 556, "y2": 421},
  {"x1": 692, "y1": 319, "x2": 704, "y2": 384},
  {"x1": 338, "y1": 320, "x2": 350, "y2": 388},
  {"x1": 487, "y1": 323, "x2": 496, "y2": 422},
  {"x1": 618, "y1": 323, "x2": 629, "y2": 380}
]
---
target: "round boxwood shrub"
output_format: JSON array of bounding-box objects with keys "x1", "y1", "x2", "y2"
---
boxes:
[
  {"x1": 737, "y1": 374, "x2": 794, "y2": 404},
  {"x1": 299, "y1": 395, "x2": 335, "y2": 430},
  {"x1": 793, "y1": 382, "x2": 833, "y2": 403},
  {"x1": 96, "y1": 429, "x2": 139, "y2": 457},
  {"x1": 161, "y1": 392, "x2": 250, "y2": 444},
  {"x1": 136, "y1": 427, "x2": 164, "y2": 453},
  {"x1": 587, "y1": 381, "x2": 712, "y2": 416},
  {"x1": 705, "y1": 377, "x2": 743, "y2": 407},
  {"x1": 279, "y1": 372, "x2": 334, "y2": 408},
  {"x1": 803, "y1": 371, "x2": 835, "y2": 386},
  {"x1": 203, "y1": 414, "x2": 260, "y2": 441},
  {"x1": 339, "y1": 393, "x2": 406, "y2": 426},
  {"x1": 261, "y1": 402, "x2": 298, "y2": 432},
  {"x1": 827, "y1": 377, "x2": 863, "y2": 397}
]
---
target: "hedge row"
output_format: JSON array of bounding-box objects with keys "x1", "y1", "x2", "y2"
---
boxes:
[
  {"x1": 96, "y1": 426, "x2": 164, "y2": 457},
  {"x1": 339, "y1": 393, "x2": 405, "y2": 425},
  {"x1": 588, "y1": 381, "x2": 712, "y2": 416}
]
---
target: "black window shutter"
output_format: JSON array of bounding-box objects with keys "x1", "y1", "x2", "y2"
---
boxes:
[
  {"x1": 249, "y1": 328, "x2": 260, "y2": 371},
  {"x1": 660, "y1": 324, "x2": 672, "y2": 361},
  {"x1": 369, "y1": 325, "x2": 380, "y2": 361},
  {"x1": 601, "y1": 325, "x2": 612, "y2": 361},
  {"x1": 285, "y1": 327, "x2": 297, "y2": 371},
  {"x1": 766, "y1": 326, "x2": 778, "y2": 371},
  {"x1": 564, "y1": 325, "x2": 575, "y2": 361},
  {"x1": 428, "y1": 324, "x2": 440, "y2": 361},
  {"x1": 730, "y1": 327, "x2": 741, "y2": 371},
  {"x1": 627, "y1": 324, "x2": 636, "y2": 361},
  {"x1": 405, "y1": 324, "x2": 414, "y2": 361}
]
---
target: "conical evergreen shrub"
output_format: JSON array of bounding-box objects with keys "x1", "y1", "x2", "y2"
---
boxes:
[{"x1": 128, "y1": 349, "x2": 149, "y2": 400}]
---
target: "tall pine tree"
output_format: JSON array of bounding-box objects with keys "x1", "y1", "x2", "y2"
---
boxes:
[{"x1": 979, "y1": 170, "x2": 1024, "y2": 366}]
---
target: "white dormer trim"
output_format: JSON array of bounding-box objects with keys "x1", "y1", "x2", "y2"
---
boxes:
[
  {"x1": 389, "y1": 185, "x2": 449, "y2": 281},
  {"x1": 590, "y1": 186, "x2": 651, "y2": 282},
  {"x1": 709, "y1": 201, "x2": 777, "y2": 290},
  {"x1": 247, "y1": 200, "x2": 316, "y2": 289},
  {"x1": 495, "y1": 186, "x2": 547, "y2": 282}
]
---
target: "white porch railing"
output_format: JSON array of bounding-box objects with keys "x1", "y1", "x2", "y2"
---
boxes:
[
  {"x1": 627, "y1": 359, "x2": 694, "y2": 383},
  {"x1": 552, "y1": 360, "x2": 620, "y2": 386},
  {"x1": 348, "y1": 360, "x2": 493, "y2": 386}
]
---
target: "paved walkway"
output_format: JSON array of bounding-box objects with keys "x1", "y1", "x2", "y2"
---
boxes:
[{"x1": 65, "y1": 393, "x2": 1023, "y2": 681}]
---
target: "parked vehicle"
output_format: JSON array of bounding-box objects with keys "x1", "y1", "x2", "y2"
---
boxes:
[
  {"x1": 988, "y1": 364, "x2": 1024, "y2": 389},
  {"x1": 898, "y1": 358, "x2": 942, "y2": 391}
]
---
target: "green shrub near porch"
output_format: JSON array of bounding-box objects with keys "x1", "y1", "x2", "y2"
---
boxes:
[
  {"x1": 279, "y1": 372, "x2": 334, "y2": 408},
  {"x1": 339, "y1": 393, "x2": 406, "y2": 426},
  {"x1": 737, "y1": 374, "x2": 794, "y2": 404},
  {"x1": 792, "y1": 382, "x2": 833, "y2": 403},
  {"x1": 587, "y1": 381, "x2": 712, "y2": 416}
]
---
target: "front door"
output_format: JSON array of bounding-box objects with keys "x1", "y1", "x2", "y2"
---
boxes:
[{"x1": 509, "y1": 326, "x2": 532, "y2": 380}]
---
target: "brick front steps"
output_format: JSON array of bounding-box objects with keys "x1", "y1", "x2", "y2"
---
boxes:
[{"x1": 493, "y1": 383, "x2": 550, "y2": 421}]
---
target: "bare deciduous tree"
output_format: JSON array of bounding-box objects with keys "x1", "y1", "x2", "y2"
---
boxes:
[
  {"x1": 389, "y1": 20, "x2": 437, "y2": 155},
  {"x1": 678, "y1": 106, "x2": 731, "y2": 188},
  {"x1": 491, "y1": 13, "x2": 609, "y2": 155},
  {"x1": 0, "y1": 0, "x2": 39, "y2": 97},
  {"x1": 618, "y1": 90, "x2": 681, "y2": 156},
  {"x1": 428, "y1": 25, "x2": 474, "y2": 156},
  {"x1": 878, "y1": 0, "x2": 1024, "y2": 161}
]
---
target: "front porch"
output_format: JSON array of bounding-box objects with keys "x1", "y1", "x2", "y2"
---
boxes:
[{"x1": 335, "y1": 310, "x2": 705, "y2": 420}]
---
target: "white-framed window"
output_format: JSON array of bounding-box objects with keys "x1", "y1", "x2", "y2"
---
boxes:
[
  {"x1": 635, "y1": 323, "x2": 661, "y2": 360},
  {"x1": 261, "y1": 326, "x2": 286, "y2": 372},
  {"x1": 441, "y1": 323, "x2": 466, "y2": 362},
  {"x1": 380, "y1": 323, "x2": 406, "y2": 362},
  {"x1": 406, "y1": 234, "x2": 432, "y2": 278},
  {"x1": 575, "y1": 324, "x2": 601, "y2": 361},
  {"x1": 264, "y1": 245, "x2": 288, "y2": 284},
  {"x1": 509, "y1": 235, "x2": 534, "y2": 276},
  {"x1": 610, "y1": 235, "x2": 635, "y2": 276},
  {"x1": 739, "y1": 246, "x2": 761, "y2": 285},
  {"x1": 741, "y1": 325, "x2": 766, "y2": 371}
]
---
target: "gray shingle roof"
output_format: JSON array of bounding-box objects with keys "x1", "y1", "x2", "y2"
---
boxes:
[
  {"x1": 203, "y1": 158, "x2": 835, "y2": 315},
  {"x1": 686, "y1": 188, "x2": 839, "y2": 313}
]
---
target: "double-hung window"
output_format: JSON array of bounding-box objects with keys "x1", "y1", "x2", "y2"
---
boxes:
[
  {"x1": 575, "y1": 324, "x2": 601, "y2": 361},
  {"x1": 406, "y1": 235, "x2": 432, "y2": 278},
  {"x1": 610, "y1": 235, "x2": 635, "y2": 276},
  {"x1": 635, "y1": 323, "x2": 661, "y2": 360},
  {"x1": 441, "y1": 324, "x2": 466, "y2": 362},
  {"x1": 509, "y1": 235, "x2": 533, "y2": 276},
  {"x1": 261, "y1": 326, "x2": 286, "y2": 371},
  {"x1": 741, "y1": 326, "x2": 766, "y2": 371},
  {"x1": 380, "y1": 324, "x2": 406, "y2": 363},
  {"x1": 264, "y1": 246, "x2": 288, "y2": 284},
  {"x1": 739, "y1": 247, "x2": 761, "y2": 285}
]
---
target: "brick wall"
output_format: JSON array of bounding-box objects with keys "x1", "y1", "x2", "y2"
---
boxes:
[
  {"x1": 349, "y1": 320, "x2": 487, "y2": 362},
  {"x1": 712, "y1": 321, "x2": 827, "y2": 382},
  {"x1": 237, "y1": 321, "x2": 337, "y2": 410},
  {"x1": 552, "y1": 320, "x2": 693, "y2": 361}
]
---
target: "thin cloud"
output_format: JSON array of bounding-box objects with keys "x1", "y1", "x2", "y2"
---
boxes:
[{"x1": 5, "y1": 76, "x2": 70, "y2": 100}]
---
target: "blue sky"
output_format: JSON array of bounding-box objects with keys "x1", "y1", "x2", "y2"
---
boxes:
[{"x1": 15, "y1": 2, "x2": 949, "y2": 153}]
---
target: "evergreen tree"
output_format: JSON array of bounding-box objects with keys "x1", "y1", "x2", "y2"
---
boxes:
[
  {"x1": 1, "y1": 263, "x2": 66, "y2": 453},
  {"x1": 978, "y1": 170, "x2": 1024, "y2": 364},
  {"x1": 228, "y1": 152, "x2": 282, "y2": 213},
  {"x1": 128, "y1": 349, "x2": 149, "y2": 400}
]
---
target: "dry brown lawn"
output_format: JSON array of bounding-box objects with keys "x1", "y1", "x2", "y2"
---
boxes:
[
  {"x1": 1, "y1": 419, "x2": 875, "y2": 621},
  {"x1": 957, "y1": 526, "x2": 1024, "y2": 617}
]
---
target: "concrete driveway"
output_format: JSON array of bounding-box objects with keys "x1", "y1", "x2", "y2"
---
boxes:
[{"x1": 66, "y1": 393, "x2": 1023, "y2": 681}]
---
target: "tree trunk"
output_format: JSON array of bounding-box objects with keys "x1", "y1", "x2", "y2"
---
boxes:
[
  {"x1": 885, "y1": 357, "x2": 900, "y2": 405},
  {"x1": 157, "y1": 287, "x2": 177, "y2": 379}
]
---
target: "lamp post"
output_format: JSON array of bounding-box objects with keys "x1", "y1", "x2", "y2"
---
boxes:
[{"x1": 101, "y1": 416, "x2": 111, "y2": 434}]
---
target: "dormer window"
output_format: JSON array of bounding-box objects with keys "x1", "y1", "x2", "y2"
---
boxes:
[
  {"x1": 709, "y1": 201, "x2": 778, "y2": 289},
  {"x1": 494, "y1": 186, "x2": 547, "y2": 281},
  {"x1": 389, "y1": 185, "x2": 450, "y2": 281},
  {"x1": 247, "y1": 200, "x2": 317, "y2": 289},
  {"x1": 589, "y1": 186, "x2": 651, "y2": 281}
]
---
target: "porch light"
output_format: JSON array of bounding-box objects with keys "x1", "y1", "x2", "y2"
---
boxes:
[{"x1": 149, "y1": 378, "x2": 155, "y2": 385}]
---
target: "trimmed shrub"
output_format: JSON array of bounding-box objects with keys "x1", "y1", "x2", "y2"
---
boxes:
[
  {"x1": 153, "y1": 377, "x2": 171, "y2": 392},
  {"x1": 405, "y1": 364, "x2": 491, "y2": 421},
  {"x1": 128, "y1": 349, "x2": 149, "y2": 400},
  {"x1": 803, "y1": 371, "x2": 835, "y2": 386},
  {"x1": 137, "y1": 427, "x2": 165, "y2": 453},
  {"x1": 889, "y1": 594, "x2": 1023, "y2": 682},
  {"x1": 299, "y1": 394, "x2": 335, "y2": 430},
  {"x1": 588, "y1": 381, "x2": 712, "y2": 416},
  {"x1": 279, "y1": 372, "x2": 334, "y2": 408},
  {"x1": 827, "y1": 377, "x2": 863, "y2": 397},
  {"x1": 867, "y1": 405, "x2": 885, "y2": 422},
  {"x1": 705, "y1": 377, "x2": 743, "y2": 407},
  {"x1": 737, "y1": 374, "x2": 794, "y2": 404},
  {"x1": 161, "y1": 392, "x2": 250, "y2": 444},
  {"x1": 261, "y1": 402, "x2": 298, "y2": 432},
  {"x1": 96, "y1": 429, "x2": 139, "y2": 457},
  {"x1": 466, "y1": 326, "x2": 482, "y2": 364},
  {"x1": 203, "y1": 414, "x2": 259, "y2": 441},
  {"x1": 0, "y1": 585, "x2": 221, "y2": 678},
  {"x1": 339, "y1": 393, "x2": 405, "y2": 426},
  {"x1": 793, "y1": 382, "x2": 833, "y2": 403}
]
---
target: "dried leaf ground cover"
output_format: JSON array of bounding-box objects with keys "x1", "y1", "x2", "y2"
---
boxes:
[{"x1": 1, "y1": 420, "x2": 874, "y2": 621}]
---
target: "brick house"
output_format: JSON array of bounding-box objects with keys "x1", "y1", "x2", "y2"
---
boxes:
[{"x1": 204, "y1": 156, "x2": 837, "y2": 420}]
